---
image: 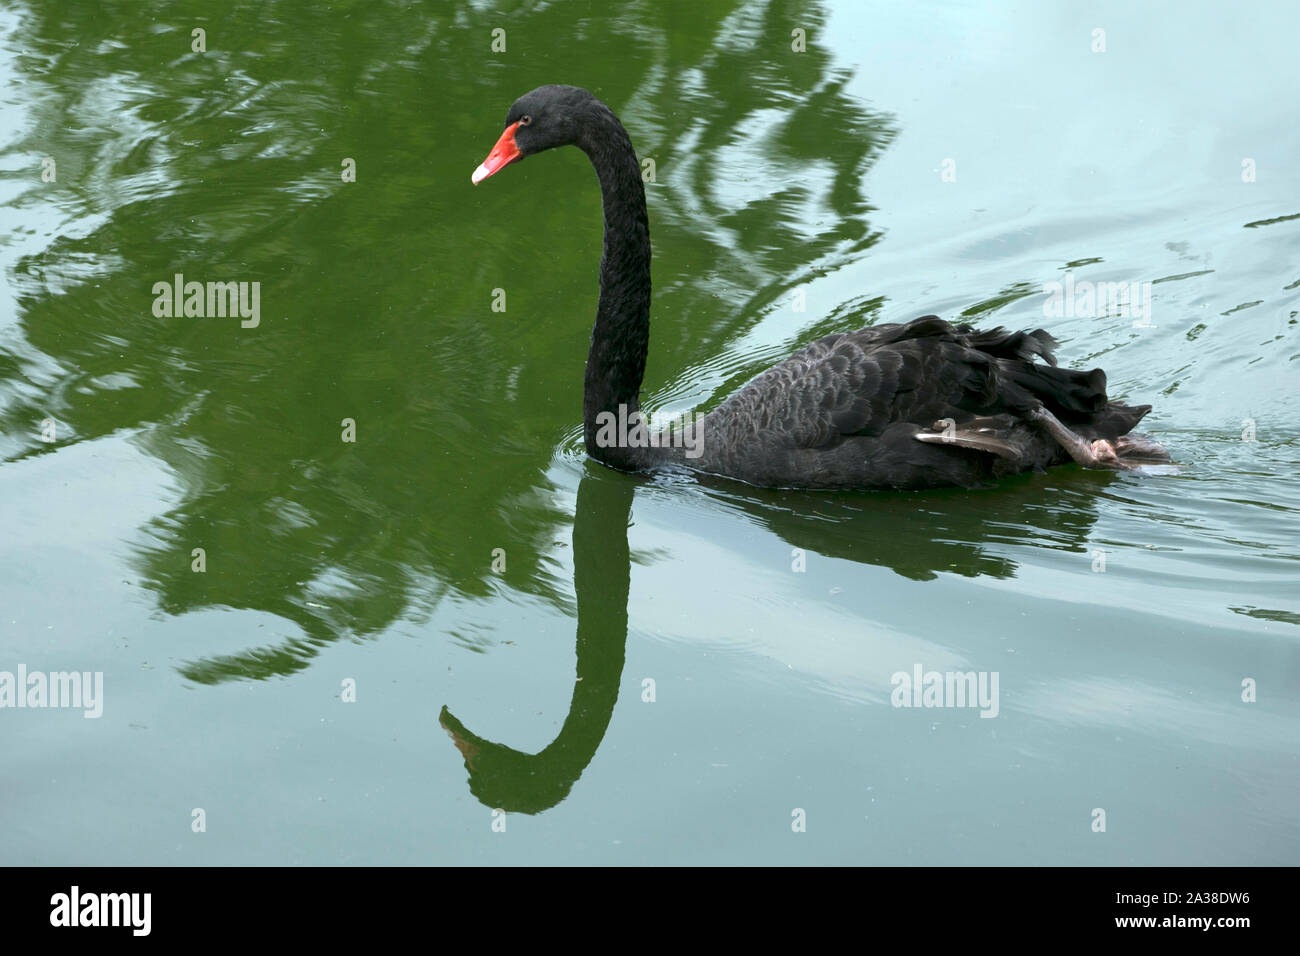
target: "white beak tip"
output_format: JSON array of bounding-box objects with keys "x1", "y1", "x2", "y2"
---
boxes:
[{"x1": 471, "y1": 162, "x2": 491, "y2": 185}]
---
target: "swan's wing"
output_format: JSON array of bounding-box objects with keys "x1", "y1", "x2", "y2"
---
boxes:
[{"x1": 711, "y1": 317, "x2": 1000, "y2": 451}]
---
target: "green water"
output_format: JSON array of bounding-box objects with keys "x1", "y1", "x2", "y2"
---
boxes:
[{"x1": 1, "y1": 0, "x2": 1297, "y2": 864}]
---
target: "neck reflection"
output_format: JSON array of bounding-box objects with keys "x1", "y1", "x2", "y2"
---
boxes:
[{"x1": 439, "y1": 468, "x2": 635, "y2": 814}]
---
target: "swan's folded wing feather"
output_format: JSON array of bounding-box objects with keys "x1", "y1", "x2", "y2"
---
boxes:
[{"x1": 714, "y1": 324, "x2": 991, "y2": 452}]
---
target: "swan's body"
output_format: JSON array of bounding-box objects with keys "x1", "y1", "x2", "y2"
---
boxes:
[{"x1": 473, "y1": 85, "x2": 1168, "y2": 490}]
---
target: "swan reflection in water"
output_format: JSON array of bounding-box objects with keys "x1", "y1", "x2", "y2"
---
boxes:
[
  {"x1": 438, "y1": 463, "x2": 1116, "y2": 814},
  {"x1": 440, "y1": 466, "x2": 635, "y2": 815}
]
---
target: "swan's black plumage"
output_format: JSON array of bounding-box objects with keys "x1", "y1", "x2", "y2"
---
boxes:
[{"x1": 473, "y1": 85, "x2": 1167, "y2": 489}]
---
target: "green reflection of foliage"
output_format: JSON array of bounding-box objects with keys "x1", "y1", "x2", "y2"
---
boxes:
[{"x1": 0, "y1": 0, "x2": 894, "y2": 678}]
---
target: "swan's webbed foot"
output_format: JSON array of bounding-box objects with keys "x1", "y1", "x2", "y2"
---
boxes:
[
  {"x1": 1029, "y1": 406, "x2": 1138, "y2": 471},
  {"x1": 1113, "y1": 432, "x2": 1170, "y2": 462}
]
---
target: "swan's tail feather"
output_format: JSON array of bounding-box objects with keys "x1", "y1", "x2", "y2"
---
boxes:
[
  {"x1": 889, "y1": 317, "x2": 1109, "y2": 418},
  {"x1": 1087, "y1": 400, "x2": 1151, "y2": 436},
  {"x1": 996, "y1": 361, "x2": 1109, "y2": 417}
]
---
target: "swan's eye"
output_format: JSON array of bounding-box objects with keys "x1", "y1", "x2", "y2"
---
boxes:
[{"x1": 519, "y1": 115, "x2": 532, "y2": 127}]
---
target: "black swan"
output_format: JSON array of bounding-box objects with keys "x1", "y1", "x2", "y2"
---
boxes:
[{"x1": 472, "y1": 85, "x2": 1169, "y2": 490}]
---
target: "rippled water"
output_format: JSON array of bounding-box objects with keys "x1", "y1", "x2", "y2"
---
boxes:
[{"x1": 1, "y1": 0, "x2": 1297, "y2": 864}]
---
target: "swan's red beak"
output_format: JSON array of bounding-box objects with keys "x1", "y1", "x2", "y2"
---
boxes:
[{"x1": 471, "y1": 121, "x2": 523, "y2": 185}]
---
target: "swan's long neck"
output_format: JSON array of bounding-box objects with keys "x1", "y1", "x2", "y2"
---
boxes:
[{"x1": 577, "y1": 110, "x2": 653, "y2": 470}]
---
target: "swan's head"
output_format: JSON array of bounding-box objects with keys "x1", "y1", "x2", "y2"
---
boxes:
[{"x1": 471, "y1": 85, "x2": 599, "y2": 185}]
